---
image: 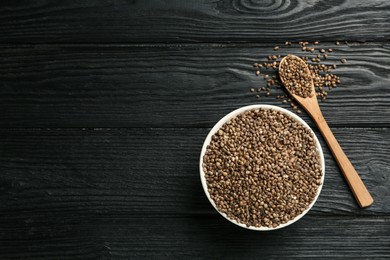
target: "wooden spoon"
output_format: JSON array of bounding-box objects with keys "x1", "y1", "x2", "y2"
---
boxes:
[{"x1": 279, "y1": 54, "x2": 373, "y2": 208}]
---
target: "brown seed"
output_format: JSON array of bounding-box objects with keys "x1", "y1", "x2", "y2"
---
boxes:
[
  {"x1": 254, "y1": 42, "x2": 342, "y2": 109},
  {"x1": 328, "y1": 49, "x2": 333, "y2": 52},
  {"x1": 250, "y1": 88, "x2": 255, "y2": 92},
  {"x1": 313, "y1": 41, "x2": 319, "y2": 45},
  {"x1": 274, "y1": 46, "x2": 279, "y2": 51},
  {"x1": 341, "y1": 59, "x2": 347, "y2": 64},
  {"x1": 205, "y1": 109, "x2": 321, "y2": 226},
  {"x1": 279, "y1": 55, "x2": 313, "y2": 98},
  {"x1": 256, "y1": 70, "x2": 260, "y2": 76},
  {"x1": 335, "y1": 41, "x2": 340, "y2": 45}
]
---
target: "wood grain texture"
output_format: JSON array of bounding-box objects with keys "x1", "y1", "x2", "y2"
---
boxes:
[
  {"x1": 0, "y1": 43, "x2": 389, "y2": 127},
  {"x1": 1, "y1": 128, "x2": 388, "y2": 216},
  {"x1": 0, "y1": 215, "x2": 389, "y2": 259},
  {"x1": 1, "y1": 1, "x2": 390, "y2": 258},
  {"x1": 0, "y1": 0, "x2": 389, "y2": 43}
]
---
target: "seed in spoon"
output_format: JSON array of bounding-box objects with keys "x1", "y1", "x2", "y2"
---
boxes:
[{"x1": 279, "y1": 55, "x2": 313, "y2": 98}]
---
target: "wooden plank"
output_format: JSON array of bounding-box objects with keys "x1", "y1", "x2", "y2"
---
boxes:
[
  {"x1": 0, "y1": 215, "x2": 388, "y2": 259},
  {"x1": 0, "y1": 44, "x2": 389, "y2": 127},
  {"x1": 0, "y1": 0, "x2": 389, "y2": 43},
  {"x1": 0, "y1": 128, "x2": 388, "y2": 216}
]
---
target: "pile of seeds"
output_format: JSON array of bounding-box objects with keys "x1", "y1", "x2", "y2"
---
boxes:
[
  {"x1": 203, "y1": 109, "x2": 322, "y2": 228},
  {"x1": 252, "y1": 41, "x2": 345, "y2": 109},
  {"x1": 279, "y1": 55, "x2": 313, "y2": 98}
]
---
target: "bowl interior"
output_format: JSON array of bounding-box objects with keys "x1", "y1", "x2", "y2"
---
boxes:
[{"x1": 199, "y1": 104, "x2": 325, "y2": 231}]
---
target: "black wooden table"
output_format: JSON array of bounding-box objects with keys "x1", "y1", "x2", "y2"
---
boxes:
[{"x1": 1, "y1": 1, "x2": 389, "y2": 258}]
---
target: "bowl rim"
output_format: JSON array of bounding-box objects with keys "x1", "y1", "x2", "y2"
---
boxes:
[{"x1": 199, "y1": 104, "x2": 325, "y2": 231}]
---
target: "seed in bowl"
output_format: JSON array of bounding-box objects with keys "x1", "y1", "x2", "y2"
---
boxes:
[{"x1": 202, "y1": 109, "x2": 322, "y2": 228}]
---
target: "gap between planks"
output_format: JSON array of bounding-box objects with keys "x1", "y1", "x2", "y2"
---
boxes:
[{"x1": 0, "y1": 42, "x2": 389, "y2": 49}]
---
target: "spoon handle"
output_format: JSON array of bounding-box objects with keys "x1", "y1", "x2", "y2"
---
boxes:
[{"x1": 313, "y1": 114, "x2": 374, "y2": 208}]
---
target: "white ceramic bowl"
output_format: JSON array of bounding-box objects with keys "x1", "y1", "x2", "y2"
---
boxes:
[{"x1": 199, "y1": 105, "x2": 325, "y2": 231}]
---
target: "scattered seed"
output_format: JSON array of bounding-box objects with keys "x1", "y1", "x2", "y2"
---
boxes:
[
  {"x1": 274, "y1": 46, "x2": 280, "y2": 51},
  {"x1": 335, "y1": 41, "x2": 340, "y2": 45},
  {"x1": 256, "y1": 70, "x2": 260, "y2": 76},
  {"x1": 252, "y1": 41, "x2": 344, "y2": 105},
  {"x1": 341, "y1": 58, "x2": 347, "y2": 64},
  {"x1": 313, "y1": 41, "x2": 319, "y2": 45},
  {"x1": 250, "y1": 88, "x2": 255, "y2": 92}
]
